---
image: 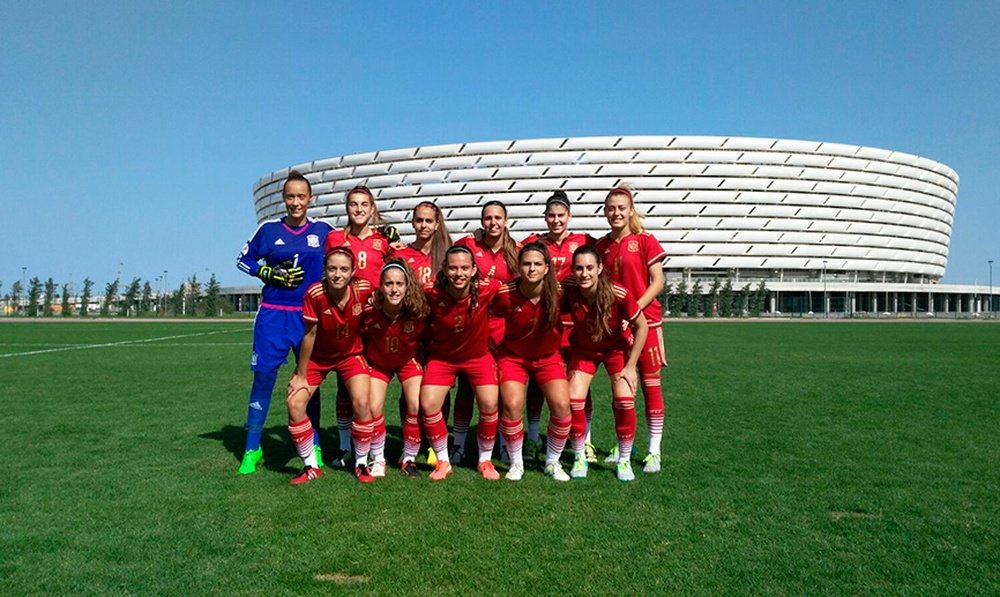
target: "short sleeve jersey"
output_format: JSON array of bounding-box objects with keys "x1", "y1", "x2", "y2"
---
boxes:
[
  {"x1": 521, "y1": 232, "x2": 597, "y2": 282},
  {"x1": 237, "y1": 219, "x2": 334, "y2": 309},
  {"x1": 325, "y1": 228, "x2": 393, "y2": 286},
  {"x1": 425, "y1": 278, "x2": 502, "y2": 360},
  {"x1": 595, "y1": 232, "x2": 667, "y2": 326},
  {"x1": 394, "y1": 245, "x2": 434, "y2": 286},
  {"x1": 491, "y1": 281, "x2": 562, "y2": 359},
  {"x1": 361, "y1": 307, "x2": 426, "y2": 371},
  {"x1": 561, "y1": 282, "x2": 641, "y2": 355},
  {"x1": 454, "y1": 235, "x2": 515, "y2": 283},
  {"x1": 302, "y1": 280, "x2": 374, "y2": 363}
]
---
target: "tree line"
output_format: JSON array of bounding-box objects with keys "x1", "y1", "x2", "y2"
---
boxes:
[
  {"x1": 1, "y1": 273, "x2": 232, "y2": 318},
  {"x1": 659, "y1": 279, "x2": 771, "y2": 318}
]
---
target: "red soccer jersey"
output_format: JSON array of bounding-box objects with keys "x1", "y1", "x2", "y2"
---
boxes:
[
  {"x1": 394, "y1": 244, "x2": 434, "y2": 286},
  {"x1": 302, "y1": 280, "x2": 374, "y2": 363},
  {"x1": 491, "y1": 281, "x2": 562, "y2": 359},
  {"x1": 561, "y1": 281, "x2": 641, "y2": 355},
  {"x1": 521, "y1": 232, "x2": 597, "y2": 282},
  {"x1": 425, "y1": 278, "x2": 502, "y2": 360},
  {"x1": 595, "y1": 232, "x2": 667, "y2": 327},
  {"x1": 324, "y1": 228, "x2": 393, "y2": 285},
  {"x1": 455, "y1": 235, "x2": 516, "y2": 282},
  {"x1": 361, "y1": 306, "x2": 426, "y2": 371}
]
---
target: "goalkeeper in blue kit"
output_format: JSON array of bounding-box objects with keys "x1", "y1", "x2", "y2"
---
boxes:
[{"x1": 235, "y1": 170, "x2": 333, "y2": 474}]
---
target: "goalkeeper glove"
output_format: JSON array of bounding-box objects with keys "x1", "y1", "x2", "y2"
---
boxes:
[
  {"x1": 259, "y1": 261, "x2": 305, "y2": 288},
  {"x1": 376, "y1": 224, "x2": 401, "y2": 244}
]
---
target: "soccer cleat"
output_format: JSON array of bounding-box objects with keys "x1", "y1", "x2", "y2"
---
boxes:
[
  {"x1": 570, "y1": 456, "x2": 589, "y2": 479},
  {"x1": 426, "y1": 447, "x2": 438, "y2": 466},
  {"x1": 604, "y1": 446, "x2": 619, "y2": 463},
  {"x1": 237, "y1": 447, "x2": 263, "y2": 475},
  {"x1": 451, "y1": 446, "x2": 466, "y2": 465},
  {"x1": 314, "y1": 445, "x2": 324, "y2": 468},
  {"x1": 369, "y1": 460, "x2": 387, "y2": 478},
  {"x1": 616, "y1": 460, "x2": 635, "y2": 482},
  {"x1": 584, "y1": 442, "x2": 598, "y2": 463},
  {"x1": 545, "y1": 462, "x2": 570, "y2": 482},
  {"x1": 330, "y1": 450, "x2": 354, "y2": 469},
  {"x1": 429, "y1": 461, "x2": 453, "y2": 481},
  {"x1": 642, "y1": 453, "x2": 661, "y2": 473},
  {"x1": 355, "y1": 463, "x2": 375, "y2": 484},
  {"x1": 290, "y1": 466, "x2": 322, "y2": 485},
  {"x1": 401, "y1": 460, "x2": 421, "y2": 478},
  {"x1": 505, "y1": 462, "x2": 525, "y2": 481},
  {"x1": 478, "y1": 461, "x2": 500, "y2": 481}
]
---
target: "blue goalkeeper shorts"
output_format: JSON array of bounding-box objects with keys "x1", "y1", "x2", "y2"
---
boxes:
[{"x1": 250, "y1": 306, "x2": 305, "y2": 373}]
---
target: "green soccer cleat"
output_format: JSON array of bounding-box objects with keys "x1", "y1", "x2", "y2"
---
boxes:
[
  {"x1": 237, "y1": 447, "x2": 263, "y2": 475},
  {"x1": 584, "y1": 442, "x2": 598, "y2": 463},
  {"x1": 616, "y1": 460, "x2": 635, "y2": 482},
  {"x1": 642, "y1": 453, "x2": 661, "y2": 474},
  {"x1": 570, "y1": 456, "x2": 589, "y2": 479},
  {"x1": 314, "y1": 445, "x2": 324, "y2": 469}
]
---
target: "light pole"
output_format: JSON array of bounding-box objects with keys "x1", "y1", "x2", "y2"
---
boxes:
[
  {"x1": 21, "y1": 266, "x2": 27, "y2": 314},
  {"x1": 822, "y1": 260, "x2": 828, "y2": 319},
  {"x1": 990, "y1": 260, "x2": 994, "y2": 318},
  {"x1": 163, "y1": 270, "x2": 168, "y2": 315}
]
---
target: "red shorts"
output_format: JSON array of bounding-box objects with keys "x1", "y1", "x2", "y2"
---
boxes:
[
  {"x1": 567, "y1": 350, "x2": 627, "y2": 377},
  {"x1": 498, "y1": 351, "x2": 568, "y2": 385},
  {"x1": 423, "y1": 352, "x2": 497, "y2": 387},
  {"x1": 306, "y1": 354, "x2": 370, "y2": 386},
  {"x1": 369, "y1": 357, "x2": 423, "y2": 384},
  {"x1": 639, "y1": 325, "x2": 666, "y2": 371}
]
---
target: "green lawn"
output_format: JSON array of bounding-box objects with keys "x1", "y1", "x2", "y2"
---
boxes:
[{"x1": 1, "y1": 321, "x2": 997, "y2": 595}]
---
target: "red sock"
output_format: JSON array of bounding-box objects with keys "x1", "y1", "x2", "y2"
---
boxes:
[
  {"x1": 569, "y1": 397, "x2": 587, "y2": 451},
  {"x1": 421, "y1": 410, "x2": 449, "y2": 461},
  {"x1": 288, "y1": 417, "x2": 316, "y2": 465},
  {"x1": 476, "y1": 408, "x2": 499, "y2": 462},
  {"x1": 403, "y1": 413, "x2": 421, "y2": 461},
  {"x1": 500, "y1": 416, "x2": 524, "y2": 463},
  {"x1": 351, "y1": 418, "x2": 374, "y2": 462},
  {"x1": 612, "y1": 396, "x2": 636, "y2": 459},
  {"x1": 370, "y1": 414, "x2": 386, "y2": 460},
  {"x1": 546, "y1": 414, "x2": 571, "y2": 461}
]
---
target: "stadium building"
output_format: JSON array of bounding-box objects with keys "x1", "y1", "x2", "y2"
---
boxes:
[{"x1": 235, "y1": 136, "x2": 997, "y2": 317}]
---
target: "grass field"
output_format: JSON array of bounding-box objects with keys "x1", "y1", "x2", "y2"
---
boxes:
[{"x1": 1, "y1": 321, "x2": 997, "y2": 595}]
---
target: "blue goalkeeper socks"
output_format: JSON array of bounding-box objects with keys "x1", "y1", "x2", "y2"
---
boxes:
[{"x1": 244, "y1": 370, "x2": 278, "y2": 452}]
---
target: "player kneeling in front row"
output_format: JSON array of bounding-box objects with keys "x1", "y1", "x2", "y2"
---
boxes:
[
  {"x1": 286, "y1": 247, "x2": 377, "y2": 484},
  {"x1": 361, "y1": 259, "x2": 429, "y2": 478},
  {"x1": 491, "y1": 242, "x2": 573, "y2": 481},
  {"x1": 563, "y1": 245, "x2": 648, "y2": 482}
]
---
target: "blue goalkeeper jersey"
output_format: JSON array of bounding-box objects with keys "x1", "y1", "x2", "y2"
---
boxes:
[{"x1": 237, "y1": 218, "x2": 334, "y2": 309}]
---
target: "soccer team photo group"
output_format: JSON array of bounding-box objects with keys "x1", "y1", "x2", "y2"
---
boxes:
[{"x1": 237, "y1": 171, "x2": 669, "y2": 485}]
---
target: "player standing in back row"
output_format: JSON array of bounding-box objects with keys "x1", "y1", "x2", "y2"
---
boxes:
[
  {"x1": 596, "y1": 185, "x2": 667, "y2": 473},
  {"x1": 235, "y1": 170, "x2": 332, "y2": 475}
]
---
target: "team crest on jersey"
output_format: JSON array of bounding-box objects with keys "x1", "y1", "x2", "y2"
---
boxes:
[
  {"x1": 403, "y1": 321, "x2": 414, "y2": 333},
  {"x1": 627, "y1": 240, "x2": 640, "y2": 252},
  {"x1": 307, "y1": 234, "x2": 320, "y2": 248},
  {"x1": 352, "y1": 304, "x2": 362, "y2": 316},
  {"x1": 569, "y1": 242, "x2": 579, "y2": 252},
  {"x1": 373, "y1": 239, "x2": 383, "y2": 250}
]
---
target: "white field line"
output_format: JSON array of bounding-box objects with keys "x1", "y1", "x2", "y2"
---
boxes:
[{"x1": 0, "y1": 328, "x2": 250, "y2": 358}]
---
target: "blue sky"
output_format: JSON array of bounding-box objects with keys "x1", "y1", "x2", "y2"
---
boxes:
[{"x1": 2, "y1": 1, "x2": 998, "y2": 291}]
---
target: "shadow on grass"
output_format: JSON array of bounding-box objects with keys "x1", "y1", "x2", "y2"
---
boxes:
[{"x1": 199, "y1": 423, "x2": 407, "y2": 473}]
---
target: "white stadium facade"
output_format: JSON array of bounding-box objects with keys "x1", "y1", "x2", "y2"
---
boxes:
[{"x1": 232, "y1": 136, "x2": 998, "y2": 317}]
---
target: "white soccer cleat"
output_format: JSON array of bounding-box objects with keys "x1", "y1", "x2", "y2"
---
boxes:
[
  {"x1": 616, "y1": 460, "x2": 635, "y2": 482},
  {"x1": 369, "y1": 460, "x2": 387, "y2": 478},
  {"x1": 544, "y1": 462, "x2": 570, "y2": 482},
  {"x1": 604, "y1": 446, "x2": 619, "y2": 463},
  {"x1": 642, "y1": 453, "x2": 661, "y2": 474},
  {"x1": 570, "y1": 457, "x2": 589, "y2": 479},
  {"x1": 505, "y1": 462, "x2": 525, "y2": 481}
]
